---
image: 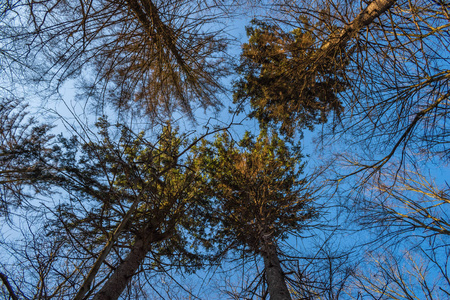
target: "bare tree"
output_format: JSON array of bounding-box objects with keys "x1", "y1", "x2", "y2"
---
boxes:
[
  {"x1": 3, "y1": 0, "x2": 449, "y2": 299},
  {"x1": 350, "y1": 243, "x2": 450, "y2": 299},
  {"x1": 356, "y1": 168, "x2": 450, "y2": 238},
  {"x1": 4, "y1": 0, "x2": 233, "y2": 119},
  {"x1": 334, "y1": 164, "x2": 450, "y2": 299},
  {"x1": 307, "y1": 0, "x2": 450, "y2": 175}
]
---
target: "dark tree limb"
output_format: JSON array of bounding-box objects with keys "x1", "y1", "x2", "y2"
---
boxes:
[{"x1": 0, "y1": 272, "x2": 19, "y2": 300}]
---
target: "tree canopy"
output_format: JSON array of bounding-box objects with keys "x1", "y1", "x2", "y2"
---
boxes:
[
  {"x1": 1, "y1": 0, "x2": 450, "y2": 299},
  {"x1": 192, "y1": 129, "x2": 315, "y2": 300},
  {"x1": 234, "y1": 20, "x2": 347, "y2": 136}
]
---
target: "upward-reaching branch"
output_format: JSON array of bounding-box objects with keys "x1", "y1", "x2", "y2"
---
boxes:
[
  {"x1": 72, "y1": 196, "x2": 143, "y2": 300},
  {"x1": 319, "y1": 0, "x2": 397, "y2": 54},
  {"x1": 234, "y1": 0, "x2": 397, "y2": 136}
]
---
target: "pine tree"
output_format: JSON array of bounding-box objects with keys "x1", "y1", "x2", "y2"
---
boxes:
[{"x1": 193, "y1": 130, "x2": 315, "y2": 299}]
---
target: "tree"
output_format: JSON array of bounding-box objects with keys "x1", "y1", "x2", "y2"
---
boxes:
[
  {"x1": 5, "y1": 0, "x2": 231, "y2": 118},
  {"x1": 233, "y1": 0, "x2": 450, "y2": 296},
  {"x1": 0, "y1": 118, "x2": 222, "y2": 300},
  {"x1": 192, "y1": 129, "x2": 316, "y2": 300},
  {"x1": 3, "y1": 0, "x2": 449, "y2": 298},
  {"x1": 0, "y1": 98, "x2": 53, "y2": 218},
  {"x1": 280, "y1": 0, "x2": 450, "y2": 295},
  {"x1": 320, "y1": 0, "x2": 450, "y2": 178},
  {"x1": 351, "y1": 244, "x2": 450, "y2": 299},
  {"x1": 233, "y1": 20, "x2": 347, "y2": 136},
  {"x1": 0, "y1": 0, "x2": 30, "y2": 87},
  {"x1": 231, "y1": 1, "x2": 450, "y2": 298},
  {"x1": 342, "y1": 166, "x2": 450, "y2": 299},
  {"x1": 266, "y1": 0, "x2": 450, "y2": 174},
  {"x1": 234, "y1": 0, "x2": 397, "y2": 136},
  {"x1": 63, "y1": 121, "x2": 220, "y2": 300}
]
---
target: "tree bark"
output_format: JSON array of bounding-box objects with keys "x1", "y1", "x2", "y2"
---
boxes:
[
  {"x1": 91, "y1": 229, "x2": 166, "y2": 300},
  {"x1": 0, "y1": 272, "x2": 18, "y2": 300},
  {"x1": 73, "y1": 198, "x2": 141, "y2": 300},
  {"x1": 261, "y1": 241, "x2": 292, "y2": 300},
  {"x1": 320, "y1": 0, "x2": 397, "y2": 54}
]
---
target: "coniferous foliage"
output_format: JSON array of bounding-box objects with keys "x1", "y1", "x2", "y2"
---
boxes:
[
  {"x1": 194, "y1": 130, "x2": 313, "y2": 252},
  {"x1": 234, "y1": 20, "x2": 348, "y2": 136},
  {"x1": 39, "y1": 120, "x2": 215, "y2": 299},
  {"x1": 0, "y1": 98, "x2": 53, "y2": 217},
  {"x1": 3, "y1": 0, "x2": 450, "y2": 299},
  {"x1": 193, "y1": 130, "x2": 315, "y2": 299}
]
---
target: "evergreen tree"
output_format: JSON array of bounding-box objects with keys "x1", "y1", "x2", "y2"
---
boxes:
[
  {"x1": 41, "y1": 120, "x2": 214, "y2": 299},
  {"x1": 193, "y1": 130, "x2": 315, "y2": 299},
  {"x1": 234, "y1": 20, "x2": 348, "y2": 136}
]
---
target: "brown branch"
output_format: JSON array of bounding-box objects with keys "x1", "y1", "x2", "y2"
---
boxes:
[
  {"x1": 320, "y1": 0, "x2": 397, "y2": 55},
  {"x1": 0, "y1": 272, "x2": 19, "y2": 300},
  {"x1": 125, "y1": 0, "x2": 195, "y2": 113},
  {"x1": 340, "y1": 91, "x2": 449, "y2": 181},
  {"x1": 72, "y1": 196, "x2": 142, "y2": 300}
]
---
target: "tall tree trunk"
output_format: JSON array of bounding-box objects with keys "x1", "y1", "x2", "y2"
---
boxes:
[
  {"x1": 91, "y1": 235, "x2": 151, "y2": 300},
  {"x1": 261, "y1": 241, "x2": 292, "y2": 300},
  {"x1": 91, "y1": 229, "x2": 166, "y2": 300},
  {"x1": 73, "y1": 199, "x2": 141, "y2": 300}
]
